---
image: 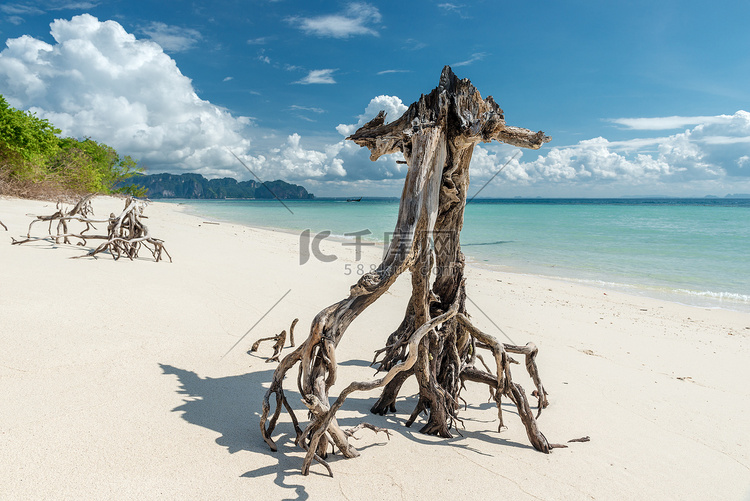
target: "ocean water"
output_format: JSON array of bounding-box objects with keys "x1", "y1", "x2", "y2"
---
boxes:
[{"x1": 167, "y1": 197, "x2": 750, "y2": 312}]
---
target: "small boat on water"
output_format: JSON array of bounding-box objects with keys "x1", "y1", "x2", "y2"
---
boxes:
[{"x1": 346, "y1": 197, "x2": 363, "y2": 202}]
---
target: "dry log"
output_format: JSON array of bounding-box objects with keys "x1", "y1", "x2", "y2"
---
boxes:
[{"x1": 259, "y1": 66, "x2": 555, "y2": 476}]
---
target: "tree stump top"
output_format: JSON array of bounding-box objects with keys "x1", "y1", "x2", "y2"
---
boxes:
[{"x1": 348, "y1": 65, "x2": 550, "y2": 161}]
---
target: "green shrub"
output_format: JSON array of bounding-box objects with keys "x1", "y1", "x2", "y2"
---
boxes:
[{"x1": 0, "y1": 95, "x2": 146, "y2": 198}]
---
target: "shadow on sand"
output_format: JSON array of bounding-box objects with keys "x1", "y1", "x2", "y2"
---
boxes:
[{"x1": 159, "y1": 361, "x2": 533, "y2": 497}]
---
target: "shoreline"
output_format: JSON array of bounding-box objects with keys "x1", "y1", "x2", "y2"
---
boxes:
[
  {"x1": 169, "y1": 198, "x2": 750, "y2": 314},
  {"x1": 2, "y1": 195, "x2": 749, "y2": 499}
]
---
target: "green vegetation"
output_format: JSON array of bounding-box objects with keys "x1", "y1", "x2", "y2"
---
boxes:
[{"x1": 0, "y1": 95, "x2": 145, "y2": 198}]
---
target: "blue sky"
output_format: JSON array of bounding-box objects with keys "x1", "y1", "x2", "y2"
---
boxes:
[{"x1": 1, "y1": 1, "x2": 749, "y2": 197}]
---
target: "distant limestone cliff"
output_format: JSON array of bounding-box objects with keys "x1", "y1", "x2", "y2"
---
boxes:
[{"x1": 119, "y1": 173, "x2": 314, "y2": 199}]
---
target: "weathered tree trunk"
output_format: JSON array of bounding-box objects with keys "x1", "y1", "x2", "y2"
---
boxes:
[{"x1": 259, "y1": 66, "x2": 553, "y2": 476}]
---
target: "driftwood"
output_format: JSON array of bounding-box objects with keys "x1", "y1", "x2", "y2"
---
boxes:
[
  {"x1": 0, "y1": 219, "x2": 6, "y2": 231},
  {"x1": 249, "y1": 318, "x2": 299, "y2": 362},
  {"x1": 21, "y1": 194, "x2": 96, "y2": 244},
  {"x1": 259, "y1": 66, "x2": 553, "y2": 476},
  {"x1": 12, "y1": 196, "x2": 171, "y2": 262}
]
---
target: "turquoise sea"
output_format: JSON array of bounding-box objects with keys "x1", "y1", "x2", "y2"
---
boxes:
[{"x1": 168, "y1": 198, "x2": 750, "y2": 312}]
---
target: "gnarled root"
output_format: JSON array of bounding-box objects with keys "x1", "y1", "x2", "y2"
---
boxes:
[
  {"x1": 12, "y1": 196, "x2": 170, "y2": 262},
  {"x1": 257, "y1": 66, "x2": 558, "y2": 476},
  {"x1": 249, "y1": 318, "x2": 299, "y2": 362}
]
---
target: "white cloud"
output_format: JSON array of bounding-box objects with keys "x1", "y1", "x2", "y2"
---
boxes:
[
  {"x1": 403, "y1": 39, "x2": 427, "y2": 51},
  {"x1": 289, "y1": 3, "x2": 381, "y2": 38},
  {"x1": 295, "y1": 68, "x2": 337, "y2": 84},
  {"x1": 438, "y1": 3, "x2": 470, "y2": 19},
  {"x1": 252, "y1": 95, "x2": 410, "y2": 185},
  {"x1": 0, "y1": 4, "x2": 44, "y2": 15},
  {"x1": 139, "y1": 21, "x2": 202, "y2": 52},
  {"x1": 265, "y1": 133, "x2": 347, "y2": 179},
  {"x1": 290, "y1": 105, "x2": 325, "y2": 114},
  {"x1": 609, "y1": 115, "x2": 733, "y2": 130},
  {"x1": 452, "y1": 52, "x2": 487, "y2": 67},
  {"x1": 0, "y1": 14, "x2": 259, "y2": 179},
  {"x1": 335, "y1": 95, "x2": 408, "y2": 136},
  {"x1": 51, "y1": 2, "x2": 100, "y2": 10},
  {"x1": 2, "y1": 15, "x2": 748, "y2": 198},
  {"x1": 468, "y1": 111, "x2": 750, "y2": 196},
  {"x1": 377, "y1": 69, "x2": 410, "y2": 75}
]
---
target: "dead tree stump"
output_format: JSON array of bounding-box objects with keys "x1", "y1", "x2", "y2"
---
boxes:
[{"x1": 260, "y1": 66, "x2": 553, "y2": 475}]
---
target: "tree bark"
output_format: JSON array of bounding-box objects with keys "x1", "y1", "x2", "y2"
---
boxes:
[{"x1": 259, "y1": 66, "x2": 553, "y2": 475}]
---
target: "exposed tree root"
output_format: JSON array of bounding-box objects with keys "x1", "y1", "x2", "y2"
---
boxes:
[
  {"x1": 259, "y1": 66, "x2": 557, "y2": 476},
  {"x1": 249, "y1": 318, "x2": 299, "y2": 362},
  {"x1": 344, "y1": 423, "x2": 392, "y2": 440},
  {"x1": 568, "y1": 436, "x2": 591, "y2": 443},
  {"x1": 12, "y1": 196, "x2": 171, "y2": 262}
]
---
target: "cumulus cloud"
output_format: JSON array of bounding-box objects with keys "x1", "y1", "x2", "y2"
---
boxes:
[
  {"x1": 265, "y1": 133, "x2": 347, "y2": 179},
  {"x1": 259, "y1": 96, "x2": 410, "y2": 183},
  {"x1": 288, "y1": 3, "x2": 381, "y2": 38},
  {"x1": 0, "y1": 14, "x2": 259, "y2": 179},
  {"x1": 243, "y1": 95, "x2": 411, "y2": 186},
  {"x1": 335, "y1": 95, "x2": 408, "y2": 136},
  {"x1": 0, "y1": 14, "x2": 390, "y2": 186},
  {"x1": 294, "y1": 68, "x2": 337, "y2": 84},
  {"x1": 2, "y1": 15, "x2": 747, "y2": 197},
  {"x1": 469, "y1": 111, "x2": 750, "y2": 196},
  {"x1": 139, "y1": 21, "x2": 202, "y2": 52}
]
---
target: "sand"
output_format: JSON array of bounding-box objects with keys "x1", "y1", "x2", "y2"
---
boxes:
[{"x1": 1, "y1": 195, "x2": 749, "y2": 500}]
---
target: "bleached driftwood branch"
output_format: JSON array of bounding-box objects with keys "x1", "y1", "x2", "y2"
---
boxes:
[{"x1": 12, "y1": 196, "x2": 171, "y2": 262}]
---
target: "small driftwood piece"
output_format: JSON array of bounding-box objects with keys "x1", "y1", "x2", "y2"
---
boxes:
[
  {"x1": 16, "y1": 194, "x2": 96, "y2": 245},
  {"x1": 260, "y1": 67, "x2": 556, "y2": 476},
  {"x1": 0, "y1": 219, "x2": 6, "y2": 231},
  {"x1": 249, "y1": 318, "x2": 299, "y2": 362},
  {"x1": 12, "y1": 196, "x2": 171, "y2": 262}
]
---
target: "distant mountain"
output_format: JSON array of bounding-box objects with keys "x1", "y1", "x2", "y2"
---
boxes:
[
  {"x1": 118, "y1": 172, "x2": 314, "y2": 199},
  {"x1": 725, "y1": 193, "x2": 750, "y2": 199}
]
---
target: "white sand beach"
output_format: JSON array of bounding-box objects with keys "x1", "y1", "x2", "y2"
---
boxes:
[{"x1": 1, "y1": 196, "x2": 749, "y2": 500}]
